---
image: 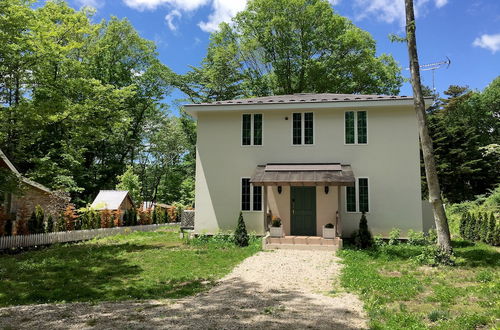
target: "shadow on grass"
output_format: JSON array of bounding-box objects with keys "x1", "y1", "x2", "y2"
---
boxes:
[
  {"x1": 455, "y1": 246, "x2": 500, "y2": 268},
  {"x1": 451, "y1": 240, "x2": 475, "y2": 248},
  {"x1": 0, "y1": 242, "x2": 207, "y2": 307},
  {"x1": 0, "y1": 277, "x2": 366, "y2": 330}
]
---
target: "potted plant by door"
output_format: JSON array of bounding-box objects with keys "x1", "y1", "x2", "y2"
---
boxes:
[
  {"x1": 270, "y1": 217, "x2": 283, "y2": 237},
  {"x1": 323, "y1": 223, "x2": 336, "y2": 239}
]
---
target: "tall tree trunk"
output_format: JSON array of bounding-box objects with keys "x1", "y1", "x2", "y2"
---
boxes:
[{"x1": 405, "y1": 0, "x2": 452, "y2": 253}]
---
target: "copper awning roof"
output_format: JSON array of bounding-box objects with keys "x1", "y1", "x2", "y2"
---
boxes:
[{"x1": 250, "y1": 163, "x2": 355, "y2": 186}]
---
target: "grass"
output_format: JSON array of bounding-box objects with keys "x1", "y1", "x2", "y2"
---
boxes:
[
  {"x1": 0, "y1": 227, "x2": 261, "y2": 307},
  {"x1": 339, "y1": 240, "x2": 500, "y2": 329}
]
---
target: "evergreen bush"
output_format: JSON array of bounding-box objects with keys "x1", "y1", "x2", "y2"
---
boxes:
[
  {"x1": 28, "y1": 211, "x2": 37, "y2": 234},
  {"x1": 35, "y1": 205, "x2": 44, "y2": 233},
  {"x1": 234, "y1": 212, "x2": 249, "y2": 247},
  {"x1": 486, "y1": 213, "x2": 497, "y2": 245},
  {"x1": 152, "y1": 209, "x2": 158, "y2": 224},
  {"x1": 480, "y1": 212, "x2": 489, "y2": 242},
  {"x1": 55, "y1": 215, "x2": 65, "y2": 232},
  {"x1": 352, "y1": 212, "x2": 373, "y2": 249},
  {"x1": 46, "y1": 215, "x2": 54, "y2": 233},
  {"x1": 459, "y1": 212, "x2": 467, "y2": 238}
]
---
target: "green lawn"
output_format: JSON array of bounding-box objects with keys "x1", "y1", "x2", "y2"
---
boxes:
[
  {"x1": 339, "y1": 241, "x2": 500, "y2": 329},
  {"x1": 0, "y1": 227, "x2": 261, "y2": 307}
]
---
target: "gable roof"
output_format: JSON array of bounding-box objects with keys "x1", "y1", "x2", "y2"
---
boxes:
[
  {"x1": 91, "y1": 190, "x2": 134, "y2": 210},
  {"x1": 0, "y1": 149, "x2": 52, "y2": 193}
]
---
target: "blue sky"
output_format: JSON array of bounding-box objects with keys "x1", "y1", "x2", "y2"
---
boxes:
[{"x1": 69, "y1": 0, "x2": 499, "y2": 101}]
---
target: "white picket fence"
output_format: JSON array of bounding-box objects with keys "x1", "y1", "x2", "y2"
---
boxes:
[{"x1": 0, "y1": 223, "x2": 179, "y2": 250}]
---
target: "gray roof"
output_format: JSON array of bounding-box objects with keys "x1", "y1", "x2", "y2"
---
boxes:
[
  {"x1": 250, "y1": 163, "x2": 355, "y2": 186},
  {"x1": 186, "y1": 93, "x2": 423, "y2": 107},
  {"x1": 91, "y1": 190, "x2": 132, "y2": 210}
]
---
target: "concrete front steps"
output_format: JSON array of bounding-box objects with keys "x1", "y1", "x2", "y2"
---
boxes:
[{"x1": 263, "y1": 235, "x2": 343, "y2": 251}]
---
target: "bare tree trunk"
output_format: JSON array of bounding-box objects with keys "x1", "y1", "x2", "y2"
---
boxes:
[{"x1": 404, "y1": 0, "x2": 452, "y2": 253}]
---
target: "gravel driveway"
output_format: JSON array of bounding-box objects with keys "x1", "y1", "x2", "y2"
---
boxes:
[{"x1": 0, "y1": 249, "x2": 367, "y2": 329}]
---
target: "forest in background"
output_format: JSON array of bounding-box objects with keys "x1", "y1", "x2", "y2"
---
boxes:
[{"x1": 0, "y1": 0, "x2": 498, "y2": 209}]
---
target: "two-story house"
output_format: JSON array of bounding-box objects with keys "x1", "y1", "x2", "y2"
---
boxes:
[{"x1": 185, "y1": 93, "x2": 434, "y2": 243}]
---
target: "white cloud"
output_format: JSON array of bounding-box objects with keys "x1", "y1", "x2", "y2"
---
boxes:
[
  {"x1": 435, "y1": 0, "x2": 448, "y2": 8},
  {"x1": 198, "y1": 0, "x2": 247, "y2": 32},
  {"x1": 352, "y1": 0, "x2": 449, "y2": 26},
  {"x1": 123, "y1": 0, "x2": 209, "y2": 12},
  {"x1": 165, "y1": 9, "x2": 182, "y2": 31},
  {"x1": 473, "y1": 33, "x2": 500, "y2": 53},
  {"x1": 76, "y1": 0, "x2": 104, "y2": 8}
]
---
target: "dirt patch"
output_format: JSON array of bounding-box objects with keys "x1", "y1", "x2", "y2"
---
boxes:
[{"x1": 0, "y1": 249, "x2": 368, "y2": 329}]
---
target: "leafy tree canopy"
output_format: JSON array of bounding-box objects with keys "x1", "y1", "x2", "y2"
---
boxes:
[{"x1": 175, "y1": 0, "x2": 403, "y2": 103}]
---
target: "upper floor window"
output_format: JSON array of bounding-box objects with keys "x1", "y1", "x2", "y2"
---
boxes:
[
  {"x1": 241, "y1": 178, "x2": 262, "y2": 211},
  {"x1": 242, "y1": 114, "x2": 263, "y2": 146},
  {"x1": 292, "y1": 112, "x2": 314, "y2": 145},
  {"x1": 345, "y1": 111, "x2": 367, "y2": 144},
  {"x1": 346, "y1": 177, "x2": 369, "y2": 213}
]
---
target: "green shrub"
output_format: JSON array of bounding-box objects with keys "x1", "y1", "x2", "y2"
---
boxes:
[
  {"x1": 428, "y1": 309, "x2": 450, "y2": 322},
  {"x1": 480, "y1": 212, "x2": 489, "y2": 242},
  {"x1": 55, "y1": 215, "x2": 65, "y2": 232},
  {"x1": 485, "y1": 213, "x2": 496, "y2": 245},
  {"x1": 427, "y1": 228, "x2": 438, "y2": 244},
  {"x1": 373, "y1": 234, "x2": 385, "y2": 247},
  {"x1": 388, "y1": 228, "x2": 400, "y2": 245},
  {"x1": 352, "y1": 213, "x2": 373, "y2": 249},
  {"x1": 45, "y1": 215, "x2": 54, "y2": 233},
  {"x1": 459, "y1": 212, "x2": 468, "y2": 238},
  {"x1": 234, "y1": 212, "x2": 249, "y2": 247},
  {"x1": 407, "y1": 230, "x2": 426, "y2": 246},
  {"x1": 414, "y1": 245, "x2": 455, "y2": 266},
  {"x1": 28, "y1": 211, "x2": 37, "y2": 234}
]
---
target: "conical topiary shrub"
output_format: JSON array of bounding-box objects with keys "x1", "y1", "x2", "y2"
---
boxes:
[
  {"x1": 234, "y1": 211, "x2": 249, "y2": 247},
  {"x1": 353, "y1": 212, "x2": 373, "y2": 249}
]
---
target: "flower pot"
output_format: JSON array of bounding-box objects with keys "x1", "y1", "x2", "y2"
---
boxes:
[
  {"x1": 322, "y1": 226, "x2": 336, "y2": 239},
  {"x1": 270, "y1": 226, "x2": 283, "y2": 237}
]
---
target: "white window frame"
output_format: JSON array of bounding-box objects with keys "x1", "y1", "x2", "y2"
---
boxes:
[
  {"x1": 240, "y1": 177, "x2": 263, "y2": 212},
  {"x1": 291, "y1": 111, "x2": 315, "y2": 146},
  {"x1": 241, "y1": 113, "x2": 264, "y2": 147},
  {"x1": 345, "y1": 177, "x2": 370, "y2": 213},
  {"x1": 344, "y1": 110, "x2": 368, "y2": 145}
]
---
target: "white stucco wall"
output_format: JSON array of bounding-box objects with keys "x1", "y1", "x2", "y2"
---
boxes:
[{"x1": 193, "y1": 102, "x2": 424, "y2": 237}]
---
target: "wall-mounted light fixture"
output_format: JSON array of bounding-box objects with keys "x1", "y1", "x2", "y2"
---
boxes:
[
  {"x1": 278, "y1": 186, "x2": 282, "y2": 194},
  {"x1": 324, "y1": 186, "x2": 329, "y2": 194}
]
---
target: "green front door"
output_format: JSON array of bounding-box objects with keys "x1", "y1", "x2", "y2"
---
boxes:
[{"x1": 291, "y1": 186, "x2": 316, "y2": 236}]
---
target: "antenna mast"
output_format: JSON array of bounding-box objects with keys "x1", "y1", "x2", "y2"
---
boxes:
[{"x1": 406, "y1": 57, "x2": 451, "y2": 93}]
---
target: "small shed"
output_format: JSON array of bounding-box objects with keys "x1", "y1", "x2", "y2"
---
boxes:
[{"x1": 91, "y1": 190, "x2": 135, "y2": 212}]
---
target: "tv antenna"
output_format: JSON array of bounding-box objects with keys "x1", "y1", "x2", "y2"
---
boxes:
[{"x1": 406, "y1": 56, "x2": 451, "y2": 93}]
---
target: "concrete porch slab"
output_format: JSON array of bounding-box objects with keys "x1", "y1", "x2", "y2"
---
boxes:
[{"x1": 263, "y1": 234, "x2": 343, "y2": 251}]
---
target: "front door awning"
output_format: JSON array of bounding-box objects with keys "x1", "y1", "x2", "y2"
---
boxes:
[{"x1": 250, "y1": 163, "x2": 355, "y2": 186}]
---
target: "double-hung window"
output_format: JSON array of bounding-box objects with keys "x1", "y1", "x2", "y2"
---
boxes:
[
  {"x1": 292, "y1": 112, "x2": 314, "y2": 145},
  {"x1": 345, "y1": 111, "x2": 367, "y2": 144},
  {"x1": 241, "y1": 178, "x2": 263, "y2": 211},
  {"x1": 346, "y1": 178, "x2": 369, "y2": 213},
  {"x1": 242, "y1": 114, "x2": 263, "y2": 146}
]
